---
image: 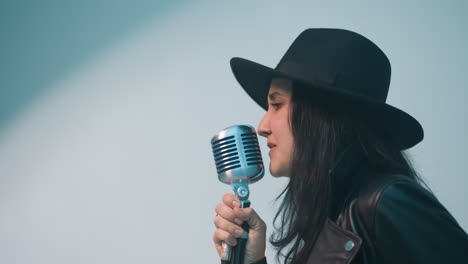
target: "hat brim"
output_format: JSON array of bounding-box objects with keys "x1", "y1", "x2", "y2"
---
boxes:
[{"x1": 230, "y1": 57, "x2": 423, "y2": 150}]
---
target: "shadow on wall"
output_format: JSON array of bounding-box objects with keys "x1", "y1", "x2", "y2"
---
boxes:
[{"x1": 0, "y1": 0, "x2": 184, "y2": 132}]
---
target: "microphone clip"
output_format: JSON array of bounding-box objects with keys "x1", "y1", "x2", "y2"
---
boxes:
[{"x1": 232, "y1": 182, "x2": 250, "y2": 205}]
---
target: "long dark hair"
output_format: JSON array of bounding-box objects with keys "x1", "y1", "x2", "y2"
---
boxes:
[{"x1": 270, "y1": 82, "x2": 423, "y2": 264}]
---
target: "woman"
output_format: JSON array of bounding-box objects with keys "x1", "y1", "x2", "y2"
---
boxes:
[{"x1": 213, "y1": 28, "x2": 468, "y2": 264}]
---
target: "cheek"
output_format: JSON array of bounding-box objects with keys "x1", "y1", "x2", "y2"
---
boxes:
[
  {"x1": 286, "y1": 135, "x2": 294, "y2": 158},
  {"x1": 272, "y1": 109, "x2": 290, "y2": 131},
  {"x1": 282, "y1": 122, "x2": 294, "y2": 158},
  {"x1": 280, "y1": 114, "x2": 294, "y2": 146}
]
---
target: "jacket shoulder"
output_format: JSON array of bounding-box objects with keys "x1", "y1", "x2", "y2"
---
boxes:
[
  {"x1": 353, "y1": 174, "x2": 413, "y2": 246},
  {"x1": 355, "y1": 174, "x2": 468, "y2": 262}
]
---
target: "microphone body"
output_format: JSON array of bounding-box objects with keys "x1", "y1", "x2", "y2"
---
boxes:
[
  {"x1": 211, "y1": 125, "x2": 264, "y2": 185},
  {"x1": 211, "y1": 125, "x2": 265, "y2": 264}
]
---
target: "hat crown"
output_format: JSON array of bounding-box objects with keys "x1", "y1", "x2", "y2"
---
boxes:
[{"x1": 275, "y1": 28, "x2": 391, "y2": 102}]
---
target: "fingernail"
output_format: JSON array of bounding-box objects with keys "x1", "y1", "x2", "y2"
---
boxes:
[
  {"x1": 232, "y1": 200, "x2": 239, "y2": 207},
  {"x1": 230, "y1": 239, "x2": 237, "y2": 246},
  {"x1": 234, "y1": 218, "x2": 243, "y2": 225},
  {"x1": 234, "y1": 228, "x2": 243, "y2": 237},
  {"x1": 228, "y1": 238, "x2": 237, "y2": 246}
]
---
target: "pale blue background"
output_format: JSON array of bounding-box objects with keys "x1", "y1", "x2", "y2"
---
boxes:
[{"x1": 0, "y1": 1, "x2": 467, "y2": 263}]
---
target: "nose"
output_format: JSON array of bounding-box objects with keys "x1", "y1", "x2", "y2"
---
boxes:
[{"x1": 257, "y1": 112, "x2": 271, "y2": 138}]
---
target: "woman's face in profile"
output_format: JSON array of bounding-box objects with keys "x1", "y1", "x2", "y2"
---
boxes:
[{"x1": 258, "y1": 78, "x2": 294, "y2": 177}]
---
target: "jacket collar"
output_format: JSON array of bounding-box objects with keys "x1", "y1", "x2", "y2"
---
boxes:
[{"x1": 328, "y1": 142, "x2": 366, "y2": 220}]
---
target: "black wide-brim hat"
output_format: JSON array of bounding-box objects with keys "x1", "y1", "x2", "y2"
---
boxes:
[{"x1": 230, "y1": 28, "x2": 423, "y2": 150}]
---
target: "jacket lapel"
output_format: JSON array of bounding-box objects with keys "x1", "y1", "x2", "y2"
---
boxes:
[{"x1": 306, "y1": 218, "x2": 362, "y2": 264}]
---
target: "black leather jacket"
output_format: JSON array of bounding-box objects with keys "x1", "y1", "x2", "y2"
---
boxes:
[
  {"x1": 305, "y1": 143, "x2": 468, "y2": 264},
  {"x1": 252, "y1": 143, "x2": 468, "y2": 264}
]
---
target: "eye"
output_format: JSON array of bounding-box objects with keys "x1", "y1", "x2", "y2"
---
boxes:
[{"x1": 270, "y1": 103, "x2": 282, "y2": 110}]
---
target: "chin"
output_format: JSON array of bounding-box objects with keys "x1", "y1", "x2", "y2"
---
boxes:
[{"x1": 269, "y1": 165, "x2": 290, "y2": 178}]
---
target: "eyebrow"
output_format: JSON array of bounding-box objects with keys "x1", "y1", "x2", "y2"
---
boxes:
[{"x1": 268, "y1": 92, "x2": 284, "y2": 101}]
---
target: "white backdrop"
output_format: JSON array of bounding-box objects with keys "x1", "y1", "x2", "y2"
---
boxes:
[{"x1": 1, "y1": 1, "x2": 467, "y2": 263}]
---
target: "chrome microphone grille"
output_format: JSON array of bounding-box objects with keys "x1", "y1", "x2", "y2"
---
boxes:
[
  {"x1": 241, "y1": 132, "x2": 263, "y2": 167},
  {"x1": 211, "y1": 125, "x2": 264, "y2": 184},
  {"x1": 212, "y1": 135, "x2": 241, "y2": 174}
]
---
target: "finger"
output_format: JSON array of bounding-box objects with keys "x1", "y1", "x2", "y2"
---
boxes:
[
  {"x1": 222, "y1": 193, "x2": 240, "y2": 209},
  {"x1": 233, "y1": 207, "x2": 266, "y2": 232},
  {"x1": 213, "y1": 215, "x2": 245, "y2": 238},
  {"x1": 213, "y1": 229, "x2": 238, "y2": 247},
  {"x1": 213, "y1": 240, "x2": 228, "y2": 258},
  {"x1": 212, "y1": 231, "x2": 228, "y2": 258},
  {"x1": 215, "y1": 203, "x2": 243, "y2": 225}
]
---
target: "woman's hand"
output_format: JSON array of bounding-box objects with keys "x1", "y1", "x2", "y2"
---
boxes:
[{"x1": 213, "y1": 193, "x2": 267, "y2": 263}]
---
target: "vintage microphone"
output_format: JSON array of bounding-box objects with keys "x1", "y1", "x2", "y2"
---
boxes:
[{"x1": 210, "y1": 125, "x2": 265, "y2": 264}]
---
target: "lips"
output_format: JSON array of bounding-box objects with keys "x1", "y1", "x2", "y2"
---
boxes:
[{"x1": 267, "y1": 142, "x2": 277, "y2": 149}]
